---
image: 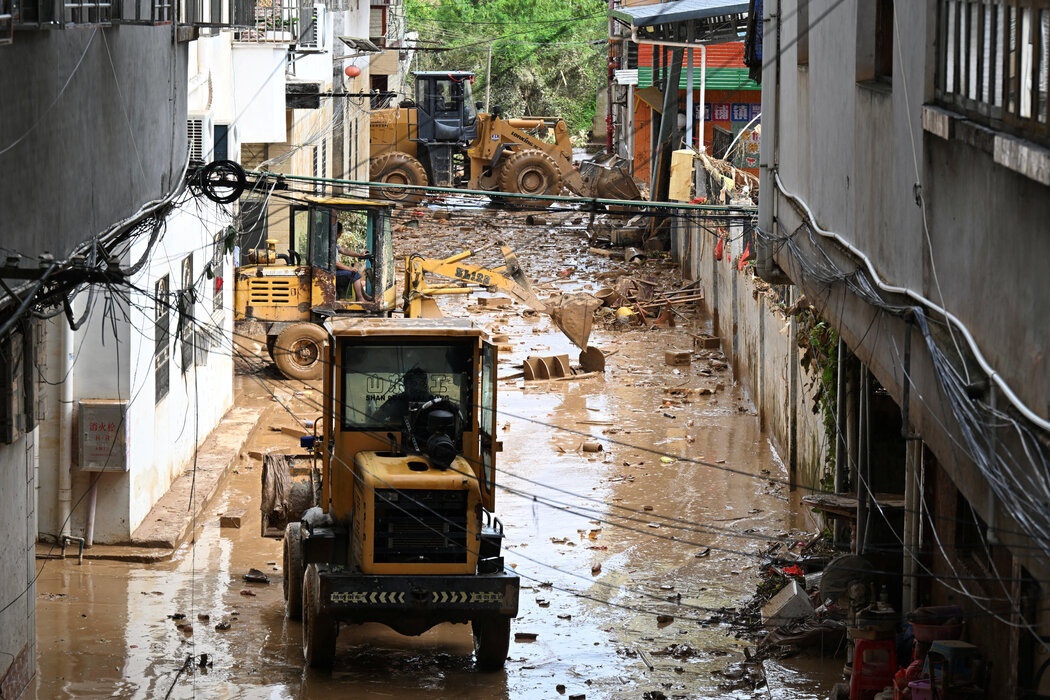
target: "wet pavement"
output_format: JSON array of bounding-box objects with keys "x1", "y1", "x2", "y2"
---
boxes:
[{"x1": 34, "y1": 203, "x2": 841, "y2": 699}]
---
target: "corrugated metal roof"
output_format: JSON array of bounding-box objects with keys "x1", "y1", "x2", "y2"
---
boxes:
[
  {"x1": 610, "y1": 0, "x2": 750, "y2": 28},
  {"x1": 637, "y1": 41, "x2": 746, "y2": 69}
]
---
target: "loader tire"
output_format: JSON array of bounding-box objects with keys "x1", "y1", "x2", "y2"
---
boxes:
[
  {"x1": 370, "y1": 152, "x2": 427, "y2": 204},
  {"x1": 497, "y1": 149, "x2": 562, "y2": 208},
  {"x1": 283, "y1": 522, "x2": 304, "y2": 621},
  {"x1": 273, "y1": 323, "x2": 326, "y2": 381},
  {"x1": 472, "y1": 615, "x2": 511, "y2": 671},
  {"x1": 302, "y1": 564, "x2": 338, "y2": 669}
]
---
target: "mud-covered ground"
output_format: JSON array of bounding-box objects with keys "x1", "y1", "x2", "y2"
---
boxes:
[{"x1": 34, "y1": 200, "x2": 842, "y2": 699}]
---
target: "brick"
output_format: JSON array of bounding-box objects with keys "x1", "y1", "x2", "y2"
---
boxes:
[
  {"x1": 220, "y1": 509, "x2": 246, "y2": 528},
  {"x1": 664, "y1": 351, "x2": 691, "y2": 366},
  {"x1": 694, "y1": 335, "x2": 721, "y2": 350}
]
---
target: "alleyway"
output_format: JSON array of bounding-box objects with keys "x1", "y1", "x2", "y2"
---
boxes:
[{"x1": 34, "y1": 204, "x2": 840, "y2": 699}]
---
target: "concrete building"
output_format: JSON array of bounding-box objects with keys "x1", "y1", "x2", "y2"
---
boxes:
[
  {"x1": 607, "y1": 1, "x2": 752, "y2": 198},
  {"x1": 0, "y1": 0, "x2": 253, "y2": 692},
  {"x1": 756, "y1": 0, "x2": 1050, "y2": 693},
  {"x1": 235, "y1": 0, "x2": 388, "y2": 254}
]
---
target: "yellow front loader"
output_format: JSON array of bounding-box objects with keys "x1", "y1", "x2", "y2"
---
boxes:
[
  {"x1": 233, "y1": 196, "x2": 396, "y2": 379},
  {"x1": 370, "y1": 71, "x2": 640, "y2": 206}
]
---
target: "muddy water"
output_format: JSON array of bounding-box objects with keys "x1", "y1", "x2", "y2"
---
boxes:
[{"x1": 34, "y1": 209, "x2": 842, "y2": 698}]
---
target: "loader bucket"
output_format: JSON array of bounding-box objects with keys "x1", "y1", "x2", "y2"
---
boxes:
[
  {"x1": 545, "y1": 293, "x2": 602, "y2": 349},
  {"x1": 579, "y1": 156, "x2": 642, "y2": 201}
]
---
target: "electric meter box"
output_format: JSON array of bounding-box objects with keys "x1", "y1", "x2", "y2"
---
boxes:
[{"x1": 78, "y1": 399, "x2": 129, "y2": 472}]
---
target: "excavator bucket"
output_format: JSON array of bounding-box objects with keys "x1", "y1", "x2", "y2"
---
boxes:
[
  {"x1": 579, "y1": 156, "x2": 642, "y2": 201},
  {"x1": 545, "y1": 293, "x2": 602, "y2": 349}
]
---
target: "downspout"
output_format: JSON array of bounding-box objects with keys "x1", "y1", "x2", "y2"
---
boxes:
[
  {"x1": 699, "y1": 44, "x2": 706, "y2": 152},
  {"x1": 58, "y1": 318, "x2": 74, "y2": 538}
]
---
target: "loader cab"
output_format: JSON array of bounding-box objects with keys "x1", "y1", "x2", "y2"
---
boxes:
[
  {"x1": 288, "y1": 197, "x2": 397, "y2": 313},
  {"x1": 413, "y1": 71, "x2": 478, "y2": 144},
  {"x1": 323, "y1": 319, "x2": 499, "y2": 524}
]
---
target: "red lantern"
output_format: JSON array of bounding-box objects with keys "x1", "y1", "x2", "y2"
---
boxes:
[{"x1": 344, "y1": 65, "x2": 361, "y2": 78}]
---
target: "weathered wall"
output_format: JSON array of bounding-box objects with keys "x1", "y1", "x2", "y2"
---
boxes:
[
  {"x1": 36, "y1": 207, "x2": 234, "y2": 543},
  {"x1": 672, "y1": 217, "x2": 829, "y2": 493},
  {"x1": 0, "y1": 433, "x2": 36, "y2": 697},
  {"x1": 0, "y1": 26, "x2": 187, "y2": 263}
]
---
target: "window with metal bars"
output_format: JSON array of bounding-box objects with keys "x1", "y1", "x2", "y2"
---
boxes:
[
  {"x1": 155, "y1": 275, "x2": 170, "y2": 403},
  {"x1": 937, "y1": 0, "x2": 1050, "y2": 145}
]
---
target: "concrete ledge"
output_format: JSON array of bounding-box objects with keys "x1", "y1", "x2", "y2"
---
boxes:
[
  {"x1": 129, "y1": 405, "x2": 263, "y2": 551},
  {"x1": 35, "y1": 404, "x2": 265, "y2": 563},
  {"x1": 994, "y1": 132, "x2": 1050, "y2": 186},
  {"x1": 923, "y1": 104, "x2": 1050, "y2": 186}
]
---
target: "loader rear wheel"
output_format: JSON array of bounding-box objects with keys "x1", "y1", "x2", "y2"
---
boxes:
[
  {"x1": 498, "y1": 149, "x2": 562, "y2": 208},
  {"x1": 472, "y1": 616, "x2": 511, "y2": 671},
  {"x1": 370, "y1": 152, "x2": 428, "y2": 204},
  {"x1": 302, "y1": 564, "x2": 337, "y2": 669},
  {"x1": 273, "y1": 323, "x2": 325, "y2": 381},
  {"x1": 283, "y1": 522, "x2": 304, "y2": 621},
  {"x1": 266, "y1": 335, "x2": 277, "y2": 361}
]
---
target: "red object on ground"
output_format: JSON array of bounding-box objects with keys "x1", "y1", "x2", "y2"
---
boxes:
[{"x1": 781, "y1": 564, "x2": 804, "y2": 577}]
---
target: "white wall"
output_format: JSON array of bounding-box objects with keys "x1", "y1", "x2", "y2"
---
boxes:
[
  {"x1": 232, "y1": 45, "x2": 289, "y2": 143},
  {"x1": 36, "y1": 204, "x2": 234, "y2": 543},
  {"x1": 0, "y1": 433, "x2": 37, "y2": 693}
]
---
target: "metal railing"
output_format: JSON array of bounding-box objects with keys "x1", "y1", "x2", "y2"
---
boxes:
[
  {"x1": 233, "y1": 0, "x2": 313, "y2": 44},
  {"x1": 936, "y1": 0, "x2": 1050, "y2": 145}
]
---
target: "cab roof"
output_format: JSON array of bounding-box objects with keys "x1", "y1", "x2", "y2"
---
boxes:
[
  {"x1": 412, "y1": 71, "x2": 475, "y2": 78},
  {"x1": 326, "y1": 317, "x2": 484, "y2": 338}
]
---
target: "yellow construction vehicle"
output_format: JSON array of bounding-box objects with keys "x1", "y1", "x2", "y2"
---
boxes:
[
  {"x1": 233, "y1": 196, "x2": 396, "y2": 380},
  {"x1": 261, "y1": 316, "x2": 518, "y2": 670},
  {"x1": 237, "y1": 203, "x2": 596, "y2": 380},
  {"x1": 370, "y1": 70, "x2": 640, "y2": 205}
]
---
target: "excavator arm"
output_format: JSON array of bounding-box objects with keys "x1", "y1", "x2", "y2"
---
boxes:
[{"x1": 403, "y1": 246, "x2": 596, "y2": 348}]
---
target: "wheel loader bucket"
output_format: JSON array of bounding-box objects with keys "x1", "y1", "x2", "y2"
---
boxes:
[
  {"x1": 545, "y1": 293, "x2": 602, "y2": 349},
  {"x1": 579, "y1": 156, "x2": 642, "y2": 201}
]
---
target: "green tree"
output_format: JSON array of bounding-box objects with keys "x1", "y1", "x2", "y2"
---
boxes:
[{"x1": 403, "y1": 0, "x2": 607, "y2": 138}]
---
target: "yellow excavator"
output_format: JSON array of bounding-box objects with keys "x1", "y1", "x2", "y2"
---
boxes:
[
  {"x1": 234, "y1": 195, "x2": 595, "y2": 380},
  {"x1": 370, "y1": 71, "x2": 640, "y2": 206}
]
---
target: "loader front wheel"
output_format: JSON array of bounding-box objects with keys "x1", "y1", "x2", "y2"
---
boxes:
[
  {"x1": 472, "y1": 616, "x2": 511, "y2": 671},
  {"x1": 283, "y1": 522, "x2": 304, "y2": 621},
  {"x1": 273, "y1": 323, "x2": 326, "y2": 381},
  {"x1": 498, "y1": 149, "x2": 562, "y2": 208},
  {"x1": 370, "y1": 152, "x2": 428, "y2": 204},
  {"x1": 302, "y1": 564, "x2": 337, "y2": 669}
]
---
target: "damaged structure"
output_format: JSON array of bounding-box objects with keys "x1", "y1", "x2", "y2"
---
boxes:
[{"x1": 751, "y1": 0, "x2": 1050, "y2": 696}]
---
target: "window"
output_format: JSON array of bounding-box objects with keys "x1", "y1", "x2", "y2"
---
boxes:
[
  {"x1": 340, "y1": 341, "x2": 473, "y2": 430},
  {"x1": 214, "y1": 124, "x2": 229, "y2": 161},
  {"x1": 857, "y1": 0, "x2": 893, "y2": 84},
  {"x1": 155, "y1": 276, "x2": 170, "y2": 402},
  {"x1": 179, "y1": 255, "x2": 194, "y2": 373},
  {"x1": 312, "y1": 145, "x2": 321, "y2": 193},
  {"x1": 875, "y1": 0, "x2": 894, "y2": 81},
  {"x1": 937, "y1": 0, "x2": 1050, "y2": 145},
  {"x1": 211, "y1": 232, "x2": 225, "y2": 313},
  {"x1": 797, "y1": 0, "x2": 809, "y2": 67}
]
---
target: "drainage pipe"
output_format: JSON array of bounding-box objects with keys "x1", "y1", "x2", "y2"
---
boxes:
[{"x1": 57, "y1": 317, "x2": 74, "y2": 538}]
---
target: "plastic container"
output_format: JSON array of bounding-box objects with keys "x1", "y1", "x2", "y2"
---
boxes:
[
  {"x1": 911, "y1": 622, "x2": 963, "y2": 642},
  {"x1": 908, "y1": 679, "x2": 932, "y2": 700}
]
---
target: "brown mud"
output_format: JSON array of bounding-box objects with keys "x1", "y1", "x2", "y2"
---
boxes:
[{"x1": 34, "y1": 201, "x2": 841, "y2": 699}]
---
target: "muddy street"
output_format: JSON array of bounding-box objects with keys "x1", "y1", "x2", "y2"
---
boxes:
[{"x1": 34, "y1": 205, "x2": 839, "y2": 699}]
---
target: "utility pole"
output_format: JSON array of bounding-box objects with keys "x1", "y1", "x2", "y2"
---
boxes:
[{"x1": 485, "y1": 42, "x2": 493, "y2": 111}]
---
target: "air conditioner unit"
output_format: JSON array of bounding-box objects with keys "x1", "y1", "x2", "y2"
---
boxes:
[
  {"x1": 298, "y1": 3, "x2": 324, "y2": 49},
  {"x1": 187, "y1": 112, "x2": 215, "y2": 163}
]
